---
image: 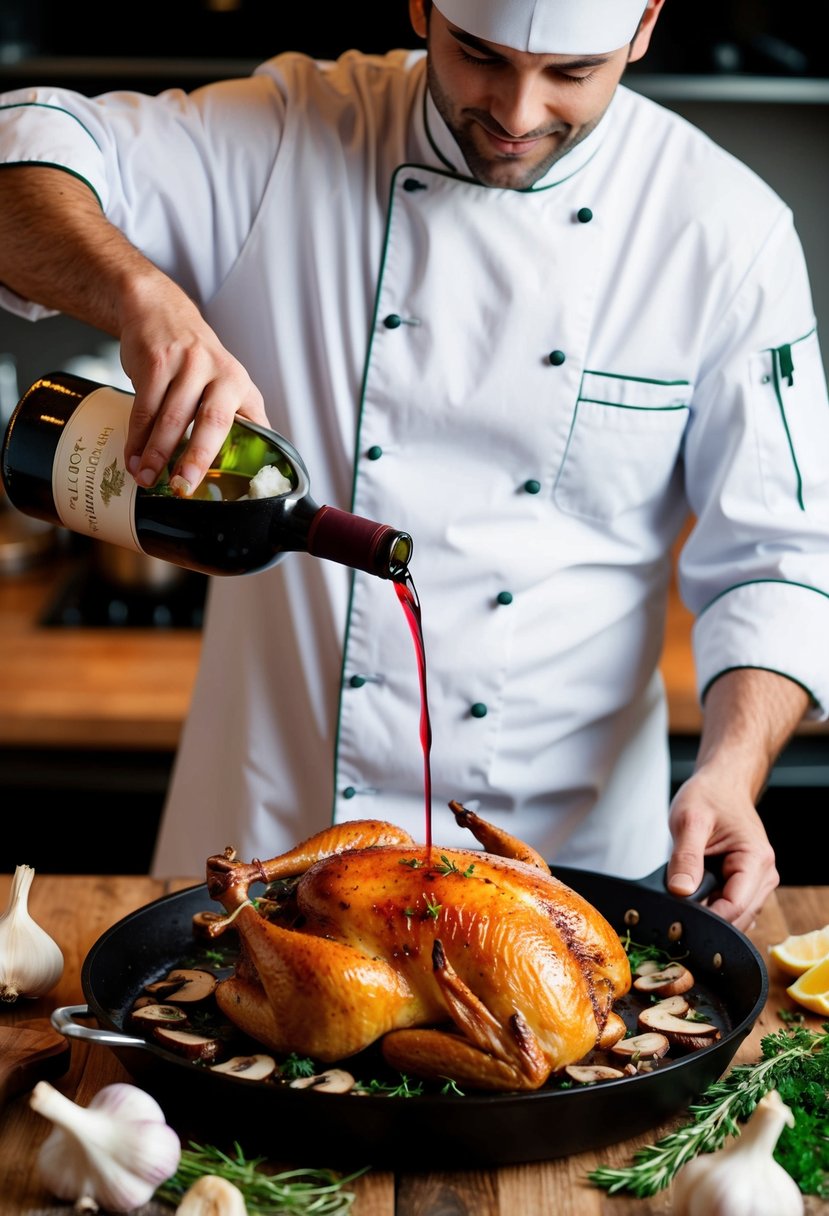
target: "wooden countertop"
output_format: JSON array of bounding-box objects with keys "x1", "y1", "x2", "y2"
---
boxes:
[
  {"x1": 0, "y1": 873, "x2": 826, "y2": 1213},
  {"x1": 0, "y1": 548, "x2": 825, "y2": 749}
]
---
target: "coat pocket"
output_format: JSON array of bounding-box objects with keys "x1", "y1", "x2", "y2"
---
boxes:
[{"x1": 553, "y1": 372, "x2": 691, "y2": 523}]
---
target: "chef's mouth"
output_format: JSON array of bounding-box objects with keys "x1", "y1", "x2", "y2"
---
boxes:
[{"x1": 474, "y1": 117, "x2": 568, "y2": 158}]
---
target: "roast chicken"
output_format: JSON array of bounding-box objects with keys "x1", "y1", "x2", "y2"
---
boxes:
[{"x1": 203, "y1": 802, "x2": 632, "y2": 1091}]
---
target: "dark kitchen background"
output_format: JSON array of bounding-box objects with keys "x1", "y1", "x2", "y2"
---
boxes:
[
  {"x1": 1, "y1": 0, "x2": 827, "y2": 878},
  {"x1": 1, "y1": 0, "x2": 828, "y2": 75}
]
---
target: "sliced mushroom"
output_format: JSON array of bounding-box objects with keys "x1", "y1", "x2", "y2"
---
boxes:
[
  {"x1": 130, "y1": 1003, "x2": 189, "y2": 1029},
  {"x1": 647, "y1": 993, "x2": 690, "y2": 1018},
  {"x1": 633, "y1": 962, "x2": 694, "y2": 997},
  {"x1": 596, "y1": 1010, "x2": 627, "y2": 1050},
  {"x1": 210, "y1": 1054, "x2": 278, "y2": 1081},
  {"x1": 609, "y1": 1031, "x2": 671, "y2": 1060},
  {"x1": 633, "y1": 959, "x2": 663, "y2": 977},
  {"x1": 288, "y1": 1068, "x2": 355, "y2": 1094},
  {"x1": 151, "y1": 1027, "x2": 224, "y2": 1062},
  {"x1": 564, "y1": 1065, "x2": 627, "y2": 1084},
  {"x1": 144, "y1": 968, "x2": 218, "y2": 1003},
  {"x1": 638, "y1": 1003, "x2": 720, "y2": 1050},
  {"x1": 191, "y1": 910, "x2": 235, "y2": 940}
]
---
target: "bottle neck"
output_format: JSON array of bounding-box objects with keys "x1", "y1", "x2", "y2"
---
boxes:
[{"x1": 306, "y1": 505, "x2": 412, "y2": 579}]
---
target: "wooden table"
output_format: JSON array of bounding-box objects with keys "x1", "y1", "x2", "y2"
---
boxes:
[{"x1": 0, "y1": 875, "x2": 826, "y2": 1214}]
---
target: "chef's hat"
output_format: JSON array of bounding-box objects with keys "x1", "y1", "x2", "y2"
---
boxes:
[{"x1": 432, "y1": 0, "x2": 648, "y2": 54}]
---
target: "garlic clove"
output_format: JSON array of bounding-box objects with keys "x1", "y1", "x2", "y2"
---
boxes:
[
  {"x1": 671, "y1": 1089, "x2": 804, "y2": 1216},
  {"x1": 30, "y1": 1080, "x2": 182, "y2": 1214},
  {"x1": 0, "y1": 864, "x2": 64, "y2": 1002},
  {"x1": 176, "y1": 1174, "x2": 249, "y2": 1214}
]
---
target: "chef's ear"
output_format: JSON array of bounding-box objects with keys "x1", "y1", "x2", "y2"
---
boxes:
[
  {"x1": 409, "y1": 0, "x2": 429, "y2": 40},
  {"x1": 628, "y1": 0, "x2": 666, "y2": 63}
]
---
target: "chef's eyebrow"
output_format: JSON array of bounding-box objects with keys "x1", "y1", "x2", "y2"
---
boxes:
[{"x1": 448, "y1": 27, "x2": 611, "y2": 68}]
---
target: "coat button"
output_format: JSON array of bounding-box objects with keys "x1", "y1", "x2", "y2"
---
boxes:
[
  {"x1": 496, "y1": 591, "x2": 513, "y2": 605},
  {"x1": 349, "y1": 675, "x2": 367, "y2": 687},
  {"x1": 343, "y1": 786, "x2": 357, "y2": 799},
  {"x1": 576, "y1": 207, "x2": 593, "y2": 223},
  {"x1": 523, "y1": 479, "x2": 541, "y2": 494},
  {"x1": 470, "y1": 702, "x2": 488, "y2": 718},
  {"x1": 367, "y1": 445, "x2": 383, "y2": 460},
  {"x1": 384, "y1": 314, "x2": 402, "y2": 329},
  {"x1": 548, "y1": 349, "x2": 566, "y2": 366},
  {"x1": 403, "y1": 177, "x2": 427, "y2": 191}
]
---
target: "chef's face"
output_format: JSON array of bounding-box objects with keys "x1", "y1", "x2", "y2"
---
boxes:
[{"x1": 409, "y1": 0, "x2": 662, "y2": 190}]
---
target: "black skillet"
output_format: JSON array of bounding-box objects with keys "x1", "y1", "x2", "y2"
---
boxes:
[{"x1": 52, "y1": 865, "x2": 767, "y2": 1170}]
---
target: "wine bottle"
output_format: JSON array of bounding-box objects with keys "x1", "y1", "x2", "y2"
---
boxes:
[{"x1": 1, "y1": 372, "x2": 413, "y2": 579}]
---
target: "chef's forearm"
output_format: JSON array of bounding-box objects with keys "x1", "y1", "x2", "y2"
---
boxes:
[
  {"x1": 0, "y1": 165, "x2": 169, "y2": 337},
  {"x1": 694, "y1": 667, "x2": 811, "y2": 800}
]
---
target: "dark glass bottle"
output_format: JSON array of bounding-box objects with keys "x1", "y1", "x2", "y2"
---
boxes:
[{"x1": 1, "y1": 372, "x2": 412, "y2": 579}]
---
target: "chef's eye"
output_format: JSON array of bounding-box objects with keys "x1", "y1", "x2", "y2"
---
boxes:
[{"x1": 455, "y1": 46, "x2": 504, "y2": 68}]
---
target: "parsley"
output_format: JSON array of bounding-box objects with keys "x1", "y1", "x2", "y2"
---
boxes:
[
  {"x1": 281, "y1": 1052, "x2": 317, "y2": 1080},
  {"x1": 589, "y1": 1021, "x2": 829, "y2": 1198}
]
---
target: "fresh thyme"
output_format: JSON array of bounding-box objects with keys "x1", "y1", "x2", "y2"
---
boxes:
[
  {"x1": 154, "y1": 1142, "x2": 368, "y2": 1213},
  {"x1": 589, "y1": 1022, "x2": 829, "y2": 1198},
  {"x1": 354, "y1": 1074, "x2": 424, "y2": 1097},
  {"x1": 435, "y1": 854, "x2": 475, "y2": 877},
  {"x1": 424, "y1": 894, "x2": 442, "y2": 919}
]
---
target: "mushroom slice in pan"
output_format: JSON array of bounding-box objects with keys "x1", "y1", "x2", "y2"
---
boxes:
[
  {"x1": 633, "y1": 962, "x2": 694, "y2": 997},
  {"x1": 638, "y1": 1001, "x2": 720, "y2": 1050},
  {"x1": 289, "y1": 1069, "x2": 355, "y2": 1094},
  {"x1": 210, "y1": 1054, "x2": 278, "y2": 1081},
  {"x1": 130, "y1": 1003, "x2": 189, "y2": 1029},
  {"x1": 564, "y1": 1064, "x2": 627, "y2": 1084},
  {"x1": 609, "y1": 1031, "x2": 671, "y2": 1060},
  {"x1": 152, "y1": 1027, "x2": 224, "y2": 1062},
  {"x1": 144, "y1": 968, "x2": 218, "y2": 1003}
]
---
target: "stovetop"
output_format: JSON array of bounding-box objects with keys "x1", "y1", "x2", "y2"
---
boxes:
[{"x1": 40, "y1": 558, "x2": 207, "y2": 629}]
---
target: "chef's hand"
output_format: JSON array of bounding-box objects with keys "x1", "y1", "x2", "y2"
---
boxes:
[
  {"x1": 663, "y1": 667, "x2": 810, "y2": 933},
  {"x1": 119, "y1": 274, "x2": 269, "y2": 494},
  {"x1": 666, "y1": 769, "x2": 779, "y2": 932}
]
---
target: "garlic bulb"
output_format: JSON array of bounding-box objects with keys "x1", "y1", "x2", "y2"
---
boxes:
[
  {"x1": 30, "y1": 1080, "x2": 182, "y2": 1213},
  {"x1": 0, "y1": 863, "x2": 64, "y2": 1001},
  {"x1": 672, "y1": 1089, "x2": 804, "y2": 1216},
  {"x1": 176, "y1": 1175, "x2": 249, "y2": 1215}
]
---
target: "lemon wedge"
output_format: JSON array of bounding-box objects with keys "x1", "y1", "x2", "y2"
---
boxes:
[
  {"x1": 769, "y1": 924, "x2": 829, "y2": 977},
  {"x1": 786, "y1": 955, "x2": 829, "y2": 1016}
]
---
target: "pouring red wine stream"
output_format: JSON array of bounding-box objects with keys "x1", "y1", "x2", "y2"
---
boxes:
[{"x1": 394, "y1": 572, "x2": 433, "y2": 854}]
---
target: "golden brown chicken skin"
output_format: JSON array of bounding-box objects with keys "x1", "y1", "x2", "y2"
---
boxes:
[{"x1": 204, "y1": 803, "x2": 631, "y2": 1091}]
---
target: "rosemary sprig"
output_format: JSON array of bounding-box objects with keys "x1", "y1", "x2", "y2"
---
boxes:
[
  {"x1": 589, "y1": 1023, "x2": 829, "y2": 1197},
  {"x1": 155, "y1": 1142, "x2": 368, "y2": 1213}
]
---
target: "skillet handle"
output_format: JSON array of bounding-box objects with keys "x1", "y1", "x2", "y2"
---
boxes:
[
  {"x1": 51, "y1": 1005, "x2": 148, "y2": 1050},
  {"x1": 634, "y1": 855, "x2": 725, "y2": 904}
]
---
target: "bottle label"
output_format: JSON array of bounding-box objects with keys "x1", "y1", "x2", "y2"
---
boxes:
[{"x1": 52, "y1": 386, "x2": 142, "y2": 552}]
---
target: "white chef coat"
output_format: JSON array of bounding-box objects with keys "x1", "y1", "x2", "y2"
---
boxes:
[{"x1": 2, "y1": 51, "x2": 829, "y2": 879}]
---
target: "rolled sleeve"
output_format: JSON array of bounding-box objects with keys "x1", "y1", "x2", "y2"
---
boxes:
[{"x1": 693, "y1": 580, "x2": 829, "y2": 719}]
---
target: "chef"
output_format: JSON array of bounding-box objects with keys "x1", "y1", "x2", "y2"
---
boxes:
[{"x1": 0, "y1": 0, "x2": 827, "y2": 930}]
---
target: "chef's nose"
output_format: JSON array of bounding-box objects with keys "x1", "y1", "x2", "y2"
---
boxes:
[{"x1": 489, "y1": 71, "x2": 551, "y2": 138}]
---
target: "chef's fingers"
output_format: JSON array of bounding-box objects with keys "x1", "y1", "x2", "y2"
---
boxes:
[{"x1": 119, "y1": 316, "x2": 266, "y2": 491}]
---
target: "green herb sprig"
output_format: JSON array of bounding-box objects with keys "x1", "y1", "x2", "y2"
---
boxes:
[
  {"x1": 155, "y1": 1142, "x2": 368, "y2": 1213},
  {"x1": 589, "y1": 1021, "x2": 829, "y2": 1198}
]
